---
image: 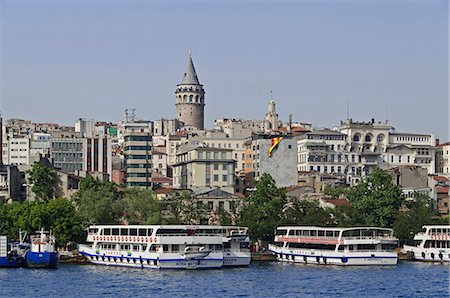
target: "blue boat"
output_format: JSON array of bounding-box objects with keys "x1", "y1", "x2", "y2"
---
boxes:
[
  {"x1": 0, "y1": 236, "x2": 25, "y2": 268},
  {"x1": 24, "y1": 229, "x2": 59, "y2": 269}
]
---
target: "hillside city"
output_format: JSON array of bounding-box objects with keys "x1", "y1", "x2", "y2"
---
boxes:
[{"x1": 1, "y1": 53, "x2": 449, "y2": 221}]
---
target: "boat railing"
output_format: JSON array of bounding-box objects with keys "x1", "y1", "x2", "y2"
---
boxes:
[
  {"x1": 341, "y1": 236, "x2": 396, "y2": 241},
  {"x1": 156, "y1": 233, "x2": 222, "y2": 237}
]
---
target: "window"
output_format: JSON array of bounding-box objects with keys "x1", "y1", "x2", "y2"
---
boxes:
[
  {"x1": 222, "y1": 164, "x2": 227, "y2": 170},
  {"x1": 214, "y1": 174, "x2": 219, "y2": 182},
  {"x1": 213, "y1": 164, "x2": 219, "y2": 170},
  {"x1": 208, "y1": 201, "x2": 213, "y2": 210},
  {"x1": 219, "y1": 201, "x2": 224, "y2": 210},
  {"x1": 353, "y1": 134, "x2": 360, "y2": 142},
  {"x1": 139, "y1": 229, "x2": 147, "y2": 236},
  {"x1": 130, "y1": 229, "x2": 138, "y2": 236},
  {"x1": 222, "y1": 174, "x2": 228, "y2": 182}
]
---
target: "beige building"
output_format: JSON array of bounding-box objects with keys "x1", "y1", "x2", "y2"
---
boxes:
[
  {"x1": 172, "y1": 146, "x2": 236, "y2": 193},
  {"x1": 436, "y1": 142, "x2": 450, "y2": 175}
]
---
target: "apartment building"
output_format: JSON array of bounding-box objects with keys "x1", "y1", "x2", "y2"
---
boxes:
[
  {"x1": 123, "y1": 132, "x2": 153, "y2": 188},
  {"x1": 172, "y1": 146, "x2": 236, "y2": 193}
]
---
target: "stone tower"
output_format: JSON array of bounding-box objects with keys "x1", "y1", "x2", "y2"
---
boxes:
[
  {"x1": 264, "y1": 98, "x2": 279, "y2": 132},
  {"x1": 175, "y1": 51, "x2": 205, "y2": 130}
]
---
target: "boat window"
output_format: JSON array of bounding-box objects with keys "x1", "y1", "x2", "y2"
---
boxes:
[
  {"x1": 334, "y1": 231, "x2": 340, "y2": 237},
  {"x1": 132, "y1": 245, "x2": 139, "y2": 252},
  {"x1": 142, "y1": 244, "x2": 147, "y2": 251},
  {"x1": 357, "y1": 244, "x2": 377, "y2": 251},
  {"x1": 382, "y1": 244, "x2": 396, "y2": 251},
  {"x1": 149, "y1": 245, "x2": 159, "y2": 252},
  {"x1": 223, "y1": 242, "x2": 231, "y2": 249},
  {"x1": 303, "y1": 230, "x2": 310, "y2": 236},
  {"x1": 139, "y1": 229, "x2": 147, "y2": 236},
  {"x1": 311, "y1": 230, "x2": 317, "y2": 237},
  {"x1": 112, "y1": 228, "x2": 119, "y2": 236},
  {"x1": 275, "y1": 229, "x2": 287, "y2": 236},
  {"x1": 288, "y1": 243, "x2": 336, "y2": 250},
  {"x1": 424, "y1": 241, "x2": 431, "y2": 248},
  {"x1": 296, "y1": 230, "x2": 301, "y2": 236},
  {"x1": 289, "y1": 230, "x2": 295, "y2": 236},
  {"x1": 147, "y1": 229, "x2": 153, "y2": 236},
  {"x1": 430, "y1": 229, "x2": 435, "y2": 235},
  {"x1": 120, "y1": 228, "x2": 128, "y2": 235},
  {"x1": 172, "y1": 244, "x2": 180, "y2": 252},
  {"x1": 239, "y1": 243, "x2": 249, "y2": 250},
  {"x1": 349, "y1": 245, "x2": 354, "y2": 251},
  {"x1": 318, "y1": 231, "x2": 324, "y2": 237},
  {"x1": 326, "y1": 231, "x2": 334, "y2": 237},
  {"x1": 338, "y1": 245, "x2": 344, "y2": 251},
  {"x1": 130, "y1": 229, "x2": 138, "y2": 236},
  {"x1": 104, "y1": 228, "x2": 111, "y2": 236},
  {"x1": 436, "y1": 228, "x2": 441, "y2": 234},
  {"x1": 215, "y1": 244, "x2": 223, "y2": 251},
  {"x1": 88, "y1": 228, "x2": 98, "y2": 234},
  {"x1": 120, "y1": 244, "x2": 130, "y2": 250},
  {"x1": 163, "y1": 245, "x2": 169, "y2": 252}
]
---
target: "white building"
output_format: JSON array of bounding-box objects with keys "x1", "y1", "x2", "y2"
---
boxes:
[
  {"x1": 297, "y1": 130, "x2": 347, "y2": 175},
  {"x1": 436, "y1": 142, "x2": 450, "y2": 175}
]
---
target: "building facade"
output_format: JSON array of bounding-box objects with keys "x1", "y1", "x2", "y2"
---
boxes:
[
  {"x1": 123, "y1": 132, "x2": 153, "y2": 188},
  {"x1": 172, "y1": 146, "x2": 236, "y2": 193}
]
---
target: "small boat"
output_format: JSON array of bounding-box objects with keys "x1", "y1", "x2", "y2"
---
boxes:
[
  {"x1": 181, "y1": 245, "x2": 211, "y2": 260},
  {"x1": 25, "y1": 229, "x2": 59, "y2": 269},
  {"x1": 0, "y1": 236, "x2": 25, "y2": 268},
  {"x1": 402, "y1": 225, "x2": 450, "y2": 262}
]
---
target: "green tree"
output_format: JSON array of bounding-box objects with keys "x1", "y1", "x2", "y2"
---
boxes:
[
  {"x1": 164, "y1": 191, "x2": 207, "y2": 224},
  {"x1": 346, "y1": 168, "x2": 404, "y2": 227},
  {"x1": 27, "y1": 162, "x2": 57, "y2": 201},
  {"x1": 121, "y1": 188, "x2": 164, "y2": 224},
  {"x1": 281, "y1": 199, "x2": 332, "y2": 226},
  {"x1": 323, "y1": 186, "x2": 348, "y2": 198},
  {"x1": 239, "y1": 173, "x2": 287, "y2": 241},
  {"x1": 73, "y1": 175, "x2": 120, "y2": 226},
  {"x1": 393, "y1": 193, "x2": 442, "y2": 241},
  {"x1": 331, "y1": 204, "x2": 357, "y2": 227},
  {"x1": 46, "y1": 198, "x2": 84, "y2": 246}
]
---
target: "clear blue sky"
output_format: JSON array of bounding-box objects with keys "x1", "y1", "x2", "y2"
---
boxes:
[{"x1": 0, "y1": 0, "x2": 448, "y2": 139}]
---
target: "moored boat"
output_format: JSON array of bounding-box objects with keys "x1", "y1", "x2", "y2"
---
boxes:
[
  {"x1": 402, "y1": 225, "x2": 450, "y2": 262},
  {"x1": 25, "y1": 229, "x2": 59, "y2": 269},
  {"x1": 221, "y1": 226, "x2": 251, "y2": 267},
  {"x1": 79, "y1": 225, "x2": 225, "y2": 269},
  {"x1": 269, "y1": 226, "x2": 398, "y2": 266},
  {"x1": 0, "y1": 236, "x2": 25, "y2": 268}
]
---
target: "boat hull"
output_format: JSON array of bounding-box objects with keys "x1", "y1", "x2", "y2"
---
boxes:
[
  {"x1": 403, "y1": 245, "x2": 450, "y2": 262},
  {"x1": 0, "y1": 256, "x2": 23, "y2": 268},
  {"x1": 223, "y1": 251, "x2": 251, "y2": 267},
  {"x1": 25, "y1": 251, "x2": 59, "y2": 268},
  {"x1": 269, "y1": 245, "x2": 398, "y2": 266},
  {"x1": 79, "y1": 246, "x2": 223, "y2": 269}
]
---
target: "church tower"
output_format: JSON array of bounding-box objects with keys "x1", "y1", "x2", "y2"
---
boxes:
[
  {"x1": 264, "y1": 97, "x2": 280, "y2": 132},
  {"x1": 175, "y1": 51, "x2": 205, "y2": 130}
]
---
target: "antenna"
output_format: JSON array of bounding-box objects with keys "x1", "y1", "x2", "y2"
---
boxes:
[
  {"x1": 346, "y1": 101, "x2": 349, "y2": 120},
  {"x1": 270, "y1": 90, "x2": 273, "y2": 100},
  {"x1": 385, "y1": 104, "x2": 388, "y2": 124}
]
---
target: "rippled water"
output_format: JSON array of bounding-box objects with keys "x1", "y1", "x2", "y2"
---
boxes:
[{"x1": 0, "y1": 261, "x2": 448, "y2": 297}]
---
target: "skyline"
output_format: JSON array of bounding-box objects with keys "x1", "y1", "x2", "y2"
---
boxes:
[{"x1": 0, "y1": 1, "x2": 448, "y2": 139}]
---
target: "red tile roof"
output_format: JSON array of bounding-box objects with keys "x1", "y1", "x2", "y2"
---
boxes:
[
  {"x1": 155, "y1": 187, "x2": 173, "y2": 194},
  {"x1": 322, "y1": 198, "x2": 351, "y2": 207},
  {"x1": 433, "y1": 176, "x2": 449, "y2": 183},
  {"x1": 436, "y1": 186, "x2": 449, "y2": 194}
]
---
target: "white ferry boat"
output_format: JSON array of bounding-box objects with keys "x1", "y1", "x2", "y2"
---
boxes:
[
  {"x1": 222, "y1": 226, "x2": 251, "y2": 267},
  {"x1": 79, "y1": 225, "x2": 250, "y2": 269},
  {"x1": 268, "y1": 226, "x2": 398, "y2": 266},
  {"x1": 402, "y1": 225, "x2": 450, "y2": 262}
]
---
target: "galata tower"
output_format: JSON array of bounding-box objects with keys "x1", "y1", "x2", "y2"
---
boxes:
[{"x1": 175, "y1": 51, "x2": 205, "y2": 130}]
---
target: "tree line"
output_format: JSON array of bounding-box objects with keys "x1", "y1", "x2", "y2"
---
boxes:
[{"x1": 0, "y1": 162, "x2": 447, "y2": 246}]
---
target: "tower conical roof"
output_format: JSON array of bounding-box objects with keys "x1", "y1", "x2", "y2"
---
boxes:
[{"x1": 180, "y1": 51, "x2": 200, "y2": 85}]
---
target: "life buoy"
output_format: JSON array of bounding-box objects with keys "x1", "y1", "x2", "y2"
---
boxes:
[
  {"x1": 146, "y1": 237, "x2": 148, "y2": 242},
  {"x1": 341, "y1": 257, "x2": 348, "y2": 263}
]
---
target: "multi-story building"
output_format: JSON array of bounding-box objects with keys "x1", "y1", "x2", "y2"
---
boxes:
[
  {"x1": 152, "y1": 150, "x2": 168, "y2": 177},
  {"x1": 252, "y1": 136, "x2": 297, "y2": 187},
  {"x1": 172, "y1": 146, "x2": 236, "y2": 193},
  {"x1": 123, "y1": 132, "x2": 152, "y2": 188},
  {"x1": 51, "y1": 136, "x2": 112, "y2": 177},
  {"x1": 2, "y1": 136, "x2": 30, "y2": 165},
  {"x1": 297, "y1": 130, "x2": 347, "y2": 175},
  {"x1": 337, "y1": 118, "x2": 436, "y2": 185},
  {"x1": 386, "y1": 132, "x2": 436, "y2": 174},
  {"x1": 436, "y1": 142, "x2": 450, "y2": 175}
]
